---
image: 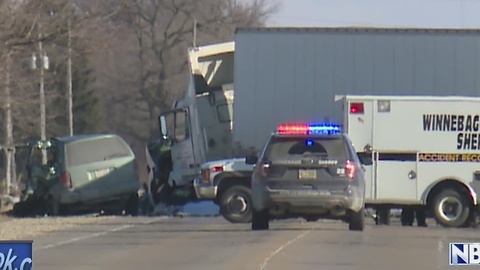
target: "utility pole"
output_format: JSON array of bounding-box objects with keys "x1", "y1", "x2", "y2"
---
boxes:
[
  {"x1": 4, "y1": 53, "x2": 12, "y2": 195},
  {"x1": 35, "y1": 26, "x2": 49, "y2": 164},
  {"x1": 67, "y1": 18, "x2": 73, "y2": 136},
  {"x1": 39, "y1": 42, "x2": 47, "y2": 164},
  {"x1": 193, "y1": 18, "x2": 197, "y2": 48}
]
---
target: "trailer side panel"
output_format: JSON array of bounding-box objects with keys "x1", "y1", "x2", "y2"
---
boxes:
[{"x1": 233, "y1": 28, "x2": 480, "y2": 152}]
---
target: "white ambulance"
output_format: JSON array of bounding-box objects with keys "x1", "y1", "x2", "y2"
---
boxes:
[{"x1": 335, "y1": 95, "x2": 480, "y2": 228}]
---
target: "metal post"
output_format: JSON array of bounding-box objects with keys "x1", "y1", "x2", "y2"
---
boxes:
[
  {"x1": 67, "y1": 18, "x2": 73, "y2": 136},
  {"x1": 11, "y1": 147, "x2": 16, "y2": 193},
  {"x1": 4, "y1": 53, "x2": 12, "y2": 194}
]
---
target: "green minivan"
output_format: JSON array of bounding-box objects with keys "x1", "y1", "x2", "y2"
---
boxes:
[{"x1": 13, "y1": 134, "x2": 140, "y2": 216}]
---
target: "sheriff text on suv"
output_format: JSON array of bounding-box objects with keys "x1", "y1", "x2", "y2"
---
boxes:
[{"x1": 246, "y1": 123, "x2": 366, "y2": 231}]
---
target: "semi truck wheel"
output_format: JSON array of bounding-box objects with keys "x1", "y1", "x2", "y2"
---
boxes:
[
  {"x1": 219, "y1": 185, "x2": 252, "y2": 223},
  {"x1": 432, "y1": 189, "x2": 470, "y2": 228}
]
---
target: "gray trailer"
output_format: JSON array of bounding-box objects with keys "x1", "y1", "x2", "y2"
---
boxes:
[{"x1": 233, "y1": 27, "x2": 480, "y2": 153}]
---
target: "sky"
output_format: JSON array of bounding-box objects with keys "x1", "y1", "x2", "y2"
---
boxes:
[{"x1": 266, "y1": 0, "x2": 480, "y2": 28}]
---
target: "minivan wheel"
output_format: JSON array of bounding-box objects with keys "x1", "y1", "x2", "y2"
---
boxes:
[
  {"x1": 349, "y1": 207, "x2": 365, "y2": 231},
  {"x1": 252, "y1": 208, "x2": 269, "y2": 230}
]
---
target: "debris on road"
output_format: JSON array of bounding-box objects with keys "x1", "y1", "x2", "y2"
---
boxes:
[
  {"x1": 178, "y1": 201, "x2": 220, "y2": 217},
  {"x1": 147, "y1": 200, "x2": 220, "y2": 218}
]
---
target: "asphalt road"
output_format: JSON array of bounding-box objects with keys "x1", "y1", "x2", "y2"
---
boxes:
[{"x1": 31, "y1": 216, "x2": 479, "y2": 270}]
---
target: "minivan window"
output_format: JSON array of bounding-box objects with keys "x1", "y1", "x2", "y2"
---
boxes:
[
  {"x1": 266, "y1": 136, "x2": 348, "y2": 161},
  {"x1": 66, "y1": 137, "x2": 131, "y2": 167}
]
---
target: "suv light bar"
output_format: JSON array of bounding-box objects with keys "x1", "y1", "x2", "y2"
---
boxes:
[{"x1": 277, "y1": 123, "x2": 341, "y2": 135}]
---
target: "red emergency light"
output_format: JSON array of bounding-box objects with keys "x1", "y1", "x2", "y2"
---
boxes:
[
  {"x1": 277, "y1": 123, "x2": 341, "y2": 135},
  {"x1": 277, "y1": 123, "x2": 309, "y2": 135},
  {"x1": 350, "y1": 103, "x2": 364, "y2": 114}
]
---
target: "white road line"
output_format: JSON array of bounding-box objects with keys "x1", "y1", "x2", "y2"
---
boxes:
[
  {"x1": 35, "y1": 224, "x2": 133, "y2": 250},
  {"x1": 34, "y1": 217, "x2": 167, "y2": 251},
  {"x1": 260, "y1": 230, "x2": 310, "y2": 270}
]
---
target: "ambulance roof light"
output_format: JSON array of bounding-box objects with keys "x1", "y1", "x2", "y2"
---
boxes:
[{"x1": 277, "y1": 123, "x2": 341, "y2": 135}]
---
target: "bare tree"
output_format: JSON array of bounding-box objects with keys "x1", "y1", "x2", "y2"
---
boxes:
[
  {"x1": 0, "y1": 0, "x2": 120, "y2": 192},
  {"x1": 0, "y1": 0, "x2": 279, "y2": 188},
  {"x1": 75, "y1": 0, "x2": 277, "y2": 182},
  {"x1": 98, "y1": 0, "x2": 278, "y2": 139}
]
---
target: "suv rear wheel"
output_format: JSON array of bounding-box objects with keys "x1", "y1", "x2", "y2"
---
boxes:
[
  {"x1": 252, "y1": 208, "x2": 269, "y2": 230},
  {"x1": 349, "y1": 207, "x2": 364, "y2": 231}
]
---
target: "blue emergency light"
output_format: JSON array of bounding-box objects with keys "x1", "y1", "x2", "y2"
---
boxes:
[{"x1": 277, "y1": 123, "x2": 341, "y2": 135}]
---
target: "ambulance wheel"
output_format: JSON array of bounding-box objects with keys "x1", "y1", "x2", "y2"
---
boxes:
[{"x1": 432, "y1": 189, "x2": 470, "y2": 228}]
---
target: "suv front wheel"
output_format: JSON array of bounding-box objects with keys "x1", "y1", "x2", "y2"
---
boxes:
[{"x1": 348, "y1": 207, "x2": 365, "y2": 231}]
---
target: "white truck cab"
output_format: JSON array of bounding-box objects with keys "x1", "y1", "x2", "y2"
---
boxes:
[
  {"x1": 145, "y1": 42, "x2": 258, "y2": 222},
  {"x1": 160, "y1": 42, "x2": 236, "y2": 188}
]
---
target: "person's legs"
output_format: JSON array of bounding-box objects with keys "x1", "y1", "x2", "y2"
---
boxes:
[
  {"x1": 401, "y1": 207, "x2": 414, "y2": 226},
  {"x1": 415, "y1": 206, "x2": 427, "y2": 227}
]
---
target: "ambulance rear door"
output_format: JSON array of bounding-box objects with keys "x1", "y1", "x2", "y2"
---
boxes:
[{"x1": 339, "y1": 96, "x2": 375, "y2": 201}]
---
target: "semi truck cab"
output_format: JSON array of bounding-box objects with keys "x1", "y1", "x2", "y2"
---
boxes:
[{"x1": 146, "y1": 42, "x2": 252, "y2": 219}]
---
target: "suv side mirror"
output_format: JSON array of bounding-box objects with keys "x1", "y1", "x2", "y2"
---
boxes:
[{"x1": 245, "y1": 156, "x2": 258, "y2": 165}]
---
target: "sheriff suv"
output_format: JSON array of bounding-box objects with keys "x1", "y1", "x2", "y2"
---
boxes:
[{"x1": 246, "y1": 123, "x2": 366, "y2": 231}]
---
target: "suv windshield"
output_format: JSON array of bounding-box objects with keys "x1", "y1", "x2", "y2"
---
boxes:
[{"x1": 265, "y1": 136, "x2": 349, "y2": 161}]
